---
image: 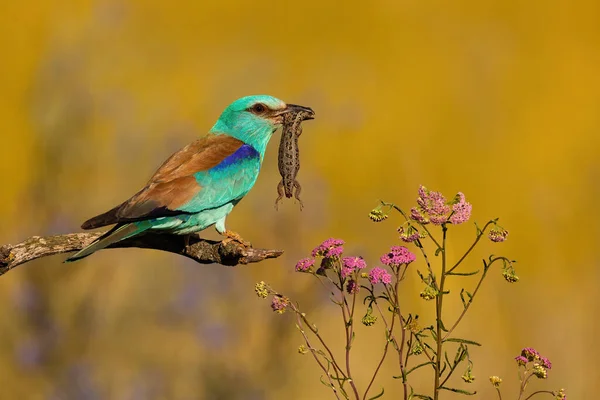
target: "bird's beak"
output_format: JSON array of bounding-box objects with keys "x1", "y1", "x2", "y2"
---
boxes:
[{"x1": 281, "y1": 104, "x2": 315, "y2": 119}]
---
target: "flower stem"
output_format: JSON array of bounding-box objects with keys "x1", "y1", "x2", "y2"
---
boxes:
[
  {"x1": 523, "y1": 391, "x2": 556, "y2": 400},
  {"x1": 446, "y1": 220, "x2": 495, "y2": 274},
  {"x1": 433, "y1": 224, "x2": 448, "y2": 400}
]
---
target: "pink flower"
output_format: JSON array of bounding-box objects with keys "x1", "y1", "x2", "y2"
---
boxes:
[
  {"x1": 398, "y1": 225, "x2": 420, "y2": 242},
  {"x1": 346, "y1": 279, "x2": 359, "y2": 294},
  {"x1": 341, "y1": 266, "x2": 355, "y2": 278},
  {"x1": 271, "y1": 296, "x2": 289, "y2": 314},
  {"x1": 489, "y1": 228, "x2": 509, "y2": 242},
  {"x1": 515, "y1": 355, "x2": 528, "y2": 366},
  {"x1": 521, "y1": 347, "x2": 539, "y2": 361},
  {"x1": 540, "y1": 356, "x2": 552, "y2": 369},
  {"x1": 343, "y1": 256, "x2": 367, "y2": 270},
  {"x1": 295, "y1": 257, "x2": 315, "y2": 272},
  {"x1": 312, "y1": 238, "x2": 345, "y2": 258},
  {"x1": 412, "y1": 185, "x2": 451, "y2": 225},
  {"x1": 368, "y1": 267, "x2": 392, "y2": 285},
  {"x1": 380, "y1": 246, "x2": 416, "y2": 266},
  {"x1": 449, "y1": 192, "x2": 472, "y2": 224}
]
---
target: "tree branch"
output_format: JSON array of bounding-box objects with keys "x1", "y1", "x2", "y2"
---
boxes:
[{"x1": 0, "y1": 232, "x2": 284, "y2": 276}]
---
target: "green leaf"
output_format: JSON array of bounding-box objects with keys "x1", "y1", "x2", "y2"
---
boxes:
[
  {"x1": 405, "y1": 361, "x2": 435, "y2": 376},
  {"x1": 439, "y1": 319, "x2": 448, "y2": 332},
  {"x1": 439, "y1": 386, "x2": 477, "y2": 395},
  {"x1": 444, "y1": 338, "x2": 482, "y2": 346},
  {"x1": 368, "y1": 388, "x2": 385, "y2": 400},
  {"x1": 447, "y1": 270, "x2": 480, "y2": 276},
  {"x1": 411, "y1": 395, "x2": 434, "y2": 400},
  {"x1": 319, "y1": 376, "x2": 333, "y2": 389}
]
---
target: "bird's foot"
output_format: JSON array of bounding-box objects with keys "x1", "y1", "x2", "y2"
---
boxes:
[{"x1": 221, "y1": 230, "x2": 252, "y2": 248}]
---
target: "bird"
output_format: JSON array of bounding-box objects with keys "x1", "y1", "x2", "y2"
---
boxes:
[{"x1": 66, "y1": 95, "x2": 314, "y2": 262}]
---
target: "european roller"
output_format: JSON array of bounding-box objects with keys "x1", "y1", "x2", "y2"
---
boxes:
[{"x1": 66, "y1": 95, "x2": 314, "y2": 262}]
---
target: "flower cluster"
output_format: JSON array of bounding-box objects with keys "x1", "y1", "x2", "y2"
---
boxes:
[
  {"x1": 489, "y1": 376, "x2": 502, "y2": 387},
  {"x1": 295, "y1": 257, "x2": 315, "y2": 272},
  {"x1": 368, "y1": 208, "x2": 388, "y2": 222},
  {"x1": 489, "y1": 226, "x2": 509, "y2": 242},
  {"x1": 312, "y1": 238, "x2": 345, "y2": 258},
  {"x1": 255, "y1": 281, "x2": 269, "y2": 299},
  {"x1": 449, "y1": 193, "x2": 473, "y2": 225},
  {"x1": 398, "y1": 225, "x2": 421, "y2": 242},
  {"x1": 271, "y1": 295, "x2": 289, "y2": 314},
  {"x1": 380, "y1": 246, "x2": 416, "y2": 266},
  {"x1": 341, "y1": 256, "x2": 367, "y2": 278},
  {"x1": 515, "y1": 347, "x2": 552, "y2": 379},
  {"x1": 368, "y1": 267, "x2": 392, "y2": 285},
  {"x1": 410, "y1": 185, "x2": 472, "y2": 225}
]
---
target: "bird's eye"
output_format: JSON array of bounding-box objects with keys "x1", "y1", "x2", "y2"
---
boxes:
[{"x1": 252, "y1": 103, "x2": 266, "y2": 113}]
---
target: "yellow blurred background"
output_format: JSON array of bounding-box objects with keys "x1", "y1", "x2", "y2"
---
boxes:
[{"x1": 0, "y1": 0, "x2": 597, "y2": 398}]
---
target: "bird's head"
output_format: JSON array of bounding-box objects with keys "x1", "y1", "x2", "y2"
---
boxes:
[{"x1": 210, "y1": 95, "x2": 314, "y2": 156}]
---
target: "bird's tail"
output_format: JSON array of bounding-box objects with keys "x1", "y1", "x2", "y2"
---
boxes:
[{"x1": 65, "y1": 223, "x2": 149, "y2": 262}]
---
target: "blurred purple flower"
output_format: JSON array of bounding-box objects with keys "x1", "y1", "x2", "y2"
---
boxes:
[
  {"x1": 295, "y1": 257, "x2": 315, "y2": 272},
  {"x1": 271, "y1": 296, "x2": 289, "y2": 314},
  {"x1": 540, "y1": 356, "x2": 552, "y2": 369},
  {"x1": 312, "y1": 238, "x2": 345, "y2": 258},
  {"x1": 521, "y1": 347, "x2": 540, "y2": 361},
  {"x1": 343, "y1": 256, "x2": 367, "y2": 270},
  {"x1": 398, "y1": 225, "x2": 420, "y2": 242},
  {"x1": 380, "y1": 246, "x2": 416, "y2": 266},
  {"x1": 346, "y1": 279, "x2": 359, "y2": 294},
  {"x1": 515, "y1": 355, "x2": 528, "y2": 366},
  {"x1": 489, "y1": 227, "x2": 509, "y2": 242},
  {"x1": 368, "y1": 267, "x2": 392, "y2": 285}
]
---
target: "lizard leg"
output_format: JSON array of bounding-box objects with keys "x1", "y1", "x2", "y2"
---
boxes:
[
  {"x1": 293, "y1": 180, "x2": 304, "y2": 210},
  {"x1": 275, "y1": 180, "x2": 285, "y2": 210}
]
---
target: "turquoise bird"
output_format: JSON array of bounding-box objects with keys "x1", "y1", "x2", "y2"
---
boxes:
[{"x1": 66, "y1": 95, "x2": 314, "y2": 262}]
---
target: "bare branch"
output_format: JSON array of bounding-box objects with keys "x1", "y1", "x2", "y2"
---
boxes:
[{"x1": 0, "y1": 232, "x2": 283, "y2": 276}]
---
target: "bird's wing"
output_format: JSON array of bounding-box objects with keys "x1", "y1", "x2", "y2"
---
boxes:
[{"x1": 81, "y1": 134, "x2": 259, "y2": 229}]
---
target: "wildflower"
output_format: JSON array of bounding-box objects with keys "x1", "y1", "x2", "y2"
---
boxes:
[
  {"x1": 532, "y1": 364, "x2": 547, "y2": 379},
  {"x1": 255, "y1": 281, "x2": 269, "y2": 299},
  {"x1": 342, "y1": 257, "x2": 367, "y2": 278},
  {"x1": 380, "y1": 246, "x2": 416, "y2": 266},
  {"x1": 540, "y1": 356, "x2": 552, "y2": 369},
  {"x1": 420, "y1": 285, "x2": 439, "y2": 301},
  {"x1": 341, "y1": 266, "x2": 355, "y2": 278},
  {"x1": 361, "y1": 309, "x2": 377, "y2": 326},
  {"x1": 521, "y1": 347, "x2": 540, "y2": 362},
  {"x1": 515, "y1": 355, "x2": 528, "y2": 366},
  {"x1": 411, "y1": 185, "x2": 451, "y2": 225},
  {"x1": 405, "y1": 317, "x2": 420, "y2": 333},
  {"x1": 295, "y1": 257, "x2": 315, "y2": 272},
  {"x1": 369, "y1": 208, "x2": 388, "y2": 222},
  {"x1": 489, "y1": 227, "x2": 509, "y2": 242},
  {"x1": 461, "y1": 366, "x2": 475, "y2": 383},
  {"x1": 489, "y1": 376, "x2": 502, "y2": 387},
  {"x1": 449, "y1": 192, "x2": 472, "y2": 224},
  {"x1": 398, "y1": 225, "x2": 420, "y2": 242},
  {"x1": 298, "y1": 345, "x2": 308, "y2": 355},
  {"x1": 271, "y1": 296, "x2": 289, "y2": 314},
  {"x1": 555, "y1": 388, "x2": 566, "y2": 400},
  {"x1": 312, "y1": 238, "x2": 345, "y2": 258},
  {"x1": 410, "y1": 342, "x2": 423, "y2": 355},
  {"x1": 502, "y1": 267, "x2": 519, "y2": 283},
  {"x1": 343, "y1": 256, "x2": 367, "y2": 270},
  {"x1": 368, "y1": 267, "x2": 392, "y2": 285},
  {"x1": 346, "y1": 279, "x2": 359, "y2": 294}
]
